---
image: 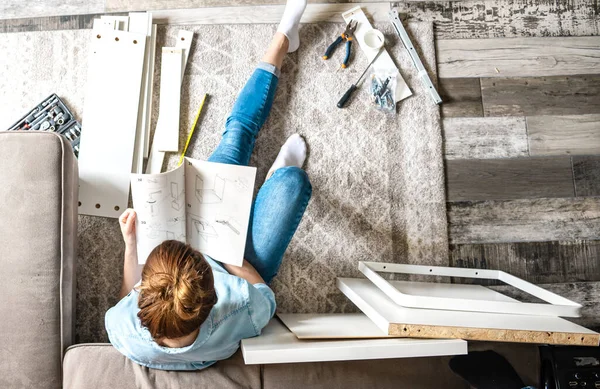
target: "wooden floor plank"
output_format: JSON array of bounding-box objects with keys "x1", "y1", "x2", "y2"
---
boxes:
[
  {"x1": 106, "y1": 0, "x2": 385, "y2": 13},
  {"x1": 481, "y1": 75, "x2": 600, "y2": 117},
  {"x1": 573, "y1": 156, "x2": 600, "y2": 197},
  {"x1": 393, "y1": 0, "x2": 600, "y2": 39},
  {"x1": 491, "y1": 282, "x2": 600, "y2": 332},
  {"x1": 0, "y1": 3, "x2": 389, "y2": 32},
  {"x1": 437, "y1": 37, "x2": 600, "y2": 78},
  {"x1": 528, "y1": 114, "x2": 600, "y2": 156},
  {"x1": 0, "y1": 0, "x2": 104, "y2": 20},
  {"x1": 0, "y1": 14, "x2": 99, "y2": 33},
  {"x1": 439, "y1": 78, "x2": 483, "y2": 118},
  {"x1": 450, "y1": 241, "x2": 600, "y2": 284},
  {"x1": 151, "y1": 3, "x2": 391, "y2": 25},
  {"x1": 448, "y1": 198, "x2": 600, "y2": 244},
  {"x1": 442, "y1": 117, "x2": 527, "y2": 160},
  {"x1": 446, "y1": 157, "x2": 574, "y2": 201}
]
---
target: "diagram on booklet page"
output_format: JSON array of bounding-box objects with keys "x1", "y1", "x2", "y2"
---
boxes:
[
  {"x1": 171, "y1": 182, "x2": 185, "y2": 211},
  {"x1": 145, "y1": 190, "x2": 167, "y2": 216},
  {"x1": 144, "y1": 216, "x2": 185, "y2": 241},
  {"x1": 190, "y1": 215, "x2": 218, "y2": 243},
  {"x1": 215, "y1": 215, "x2": 242, "y2": 235},
  {"x1": 194, "y1": 173, "x2": 254, "y2": 205},
  {"x1": 195, "y1": 174, "x2": 225, "y2": 204}
]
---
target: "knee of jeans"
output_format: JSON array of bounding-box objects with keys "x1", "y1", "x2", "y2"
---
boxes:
[
  {"x1": 273, "y1": 166, "x2": 312, "y2": 198},
  {"x1": 225, "y1": 117, "x2": 261, "y2": 138}
]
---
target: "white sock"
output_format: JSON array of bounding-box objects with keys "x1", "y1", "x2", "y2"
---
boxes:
[
  {"x1": 277, "y1": 0, "x2": 307, "y2": 53},
  {"x1": 267, "y1": 134, "x2": 307, "y2": 179}
]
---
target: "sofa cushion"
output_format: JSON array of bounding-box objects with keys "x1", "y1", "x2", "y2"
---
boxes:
[
  {"x1": 63, "y1": 345, "x2": 262, "y2": 389},
  {"x1": 262, "y1": 355, "x2": 469, "y2": 389},
  {"x1": 0, "y1": 132, "x2": 78, "y2": 389}
]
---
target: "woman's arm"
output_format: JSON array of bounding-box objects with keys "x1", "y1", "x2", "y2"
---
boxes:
[
  {"x1": 119, "y1": 209, "x2": 139, "y2": 299},
  {"x1": 224, "y1": 260, "x2": 266, "y2": 285}
]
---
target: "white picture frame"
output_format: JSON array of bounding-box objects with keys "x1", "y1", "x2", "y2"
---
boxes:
[{"x1": 358, "y1": 261, "x2": 582, "y2": 317}]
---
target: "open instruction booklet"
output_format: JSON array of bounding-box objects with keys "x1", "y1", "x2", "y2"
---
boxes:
[{"x1": 131, "y1": 157, "x2": 256, "y2": 266}]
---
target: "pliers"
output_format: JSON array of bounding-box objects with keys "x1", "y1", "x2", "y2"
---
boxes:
[{"x1": 323, "y1": 20, "x2": 357, "y2": 69}]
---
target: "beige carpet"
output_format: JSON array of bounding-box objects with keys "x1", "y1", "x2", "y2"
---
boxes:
[{"x1": 0, "y1": 21, "x2": 447, "y2": 343}]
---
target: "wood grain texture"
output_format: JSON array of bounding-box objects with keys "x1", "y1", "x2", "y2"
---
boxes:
[
  {"x1": 437, "y1": 37, "x2": 600, "y2": 78},
  {"x1": 446, "y1": 157, "x2": 575, "y2": 201},
  {"x1": 450, "y1": 240, "x2": 600, "y2": 284},
  {"x1": 0, "y1": 0, "x2": 104, "y2": 20},
  {"x1": 388, "y1": 323, "x2": 599, "y2": 346},
  {"x1": 481, "y1": 75, "x2": 600, "y2": 117},
  {"x1": 448, "y1": 198, "x2": 600, "y2": 244},
  {"x1": 151, "y1": 3, "x2": 392, "y2": 25},
  {"x1": 339, "y1": 278, "x2": 599, "y2": 346},
  {"x1": 0, "y1": 14, "x2": 98, "y2": 33},
  {"x1": 491, "y1": 282, "x2": 600, "y2": 332},
  {"x1": 573, "y1": 156, "x2": 600, "y2": 197},
  {"x1": 106, "y1": 0, "x2": 385, "y2": 13},
  {"x1": 528, "y1": 114, "x2": 600, "y2": 156},
  {"x1": 442, "y1": 117, "x2": 527, "y2": 160},
  {"x1": 439, "y1": 78, "x2": 483, "y2": 118},
  {"x1": 392, "y1": 0, "x2": 600, "y2": 39}
]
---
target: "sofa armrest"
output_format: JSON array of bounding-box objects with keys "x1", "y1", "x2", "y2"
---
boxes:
[{"x1": 0, "y1": 132, "x2": 78, "y2": 389}]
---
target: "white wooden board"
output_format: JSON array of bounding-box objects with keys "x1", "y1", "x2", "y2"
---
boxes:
[
  {"x1": 176, "y1": 30, "x2": 193, "y2": 80},
  {"x1": 342, "y1": 6, "x2": 412, "y2": 102},
  {"x1": 100, "y1": 15, "x2": 129, "y2": 31},
  {"x1": 337, "y1": 278, "x2": 600, "y2": 346},
  {"x1": 92, "y1": 18, "x2": 115, "y2": 31},
  {"x1": 359, "y1": 262, "x2": 582, "y2": 317},
  {"x1": 143, "y1": 24, "x2": 157, "y2": 159},
  {"x1": 278, "y1": 313, "x2": 397, "y2": 339},
  {"x1": 146, "y1": 31, "x2": 193, "y2": 173},
  {"x1": 129, "y1": 12, "x2": 151, "y2": 174},
  {"x1": 240, "y1": 318, "x2": 467, "y2": 364},
  {"x1": 155, "y1": 47, "x2": 182, "y2": 153},
  {"x1": 78, "y1": 29, "x2": 146, "y2": 218},
  {"x1": 437, "y1": 36, "x2": 600, "y2": 78}
]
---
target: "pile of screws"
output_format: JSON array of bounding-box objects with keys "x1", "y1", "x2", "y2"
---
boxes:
[{"x1": 370, "y1": 75, "x2": 395, "y2": 112}]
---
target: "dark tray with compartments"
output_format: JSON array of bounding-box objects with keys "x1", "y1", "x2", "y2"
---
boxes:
[{"x1": 6, "y1": 93, "x2": 81, "y2": 157}]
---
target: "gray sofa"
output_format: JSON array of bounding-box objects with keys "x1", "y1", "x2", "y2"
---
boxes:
[{"x1": 0, "y1": 132, "x2": 539, "y2": 389}]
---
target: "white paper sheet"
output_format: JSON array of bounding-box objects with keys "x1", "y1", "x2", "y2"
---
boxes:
[
  {"x1": 131, "y1": 163, "x2": 187, "y2": 264},
  {"x1": 184, "y1": 158, "x2": 256, "y2": 267},
  {"x1": 132, "y1": 158, "x2": 256, "y2": 265}
]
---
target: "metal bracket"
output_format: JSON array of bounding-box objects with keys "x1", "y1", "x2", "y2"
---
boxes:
[{"x1": 388, "y1": 10, "x2": 442, "y2": 105}]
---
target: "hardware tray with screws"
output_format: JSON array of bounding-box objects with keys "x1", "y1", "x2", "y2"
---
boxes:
[{"x1": 6, "y1": 93, "x2": 82, "y2": 157}]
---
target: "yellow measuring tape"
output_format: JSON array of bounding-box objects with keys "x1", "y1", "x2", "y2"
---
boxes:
[{"x1": 178, "y1": 93, "x2": 208, "y2": 166}]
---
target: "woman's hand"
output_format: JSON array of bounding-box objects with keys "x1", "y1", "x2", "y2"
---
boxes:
[
  {"x1": 119, "y1": 208, "x2": 137, "y2": 247},
  {"x1": 224, "y1": 260, "x2": 265, "y2": 285}
]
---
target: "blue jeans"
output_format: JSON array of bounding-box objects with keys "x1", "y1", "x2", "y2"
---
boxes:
[{"x1": 208, "y1": 63, "x2": 312, "y2": 284}]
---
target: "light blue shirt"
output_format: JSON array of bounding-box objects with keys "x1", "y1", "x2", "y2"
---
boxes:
[{"x1": 105, "y1": 257, "x2": 276, "y2": 370}]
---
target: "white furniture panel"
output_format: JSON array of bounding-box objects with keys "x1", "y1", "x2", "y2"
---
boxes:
[
  {"x1": 278, "y1": 313, "x2": 396, "y2": 339},
  {"x1": 359, "y1": 261, "x2": 582, "y2": 317},
  {"x1": 78, "y1": 29, "x2": 146, "y2": 218},
  {"x1": 155, "y1": 47, "x2": 183, "y2": 153},
  {"x1": 128, "y1": 12, "x2": 151, "y2": 174},
  {"x1": 337, "y1": 278, "x2": 599, "y2": 346},
  {"x1": 240, "y1": 318, "x2": 467, "y2": 364}
]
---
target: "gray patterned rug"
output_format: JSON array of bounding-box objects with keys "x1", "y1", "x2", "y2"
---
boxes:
[{"x1": 0, "y1": 21, "x2": 447, "y2": 343}]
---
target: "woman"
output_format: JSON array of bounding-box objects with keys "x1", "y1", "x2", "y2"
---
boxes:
[{"x1": 105, "y1": 0, "x2": 311, "y2": 370}]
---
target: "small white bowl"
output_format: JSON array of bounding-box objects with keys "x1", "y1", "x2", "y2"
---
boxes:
[{"x1": 363, "y1": 29, "x2": 385, "y2": 51}]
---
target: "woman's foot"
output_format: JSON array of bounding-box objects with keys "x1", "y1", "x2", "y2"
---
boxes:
[
  {"x1": 277, "y1": 0, "x2": 307, "y2": 53},
  {"x1": 267, "y1": 134, "x2": 307, "y2": 179}
]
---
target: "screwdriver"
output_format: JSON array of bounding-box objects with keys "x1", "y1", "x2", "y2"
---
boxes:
[{"x1": 337, "y1": 48, "x2": 384, "y2": 108}]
